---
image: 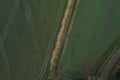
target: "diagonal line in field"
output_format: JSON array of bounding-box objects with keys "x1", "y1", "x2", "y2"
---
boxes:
[
  {"x1": 0, "y1": 34, "x2": 9, "y2": 80},
  {"x1": 1, "y1": 0, "x2": 20, "y2": 42},
  {"x1": 35, "y1": 0, "x2": 65, "y2": 80},
  {"x1": 0, "y1": 0, "x2": 20, "y2": 79}
]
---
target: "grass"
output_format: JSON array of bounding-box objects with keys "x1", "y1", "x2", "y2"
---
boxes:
[
  {"x1": 59, "y1": 0, "x2": 120, "y2": 78},
  {"x1": 0, "y1": 50, "x2": 6, "y2": 80},
  {"x1": 43, "y1": 0, "x2": 68, "y2": 79},
  {"x1": 0, "y1": 0, "x2": 16, "y2": 34},
  {"x1": 0, "y1": 0, "x2": 66, "y2": 80}
]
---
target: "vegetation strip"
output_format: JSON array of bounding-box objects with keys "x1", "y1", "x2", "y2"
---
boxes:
[
  {"x1": 36, "y1": 0, "x2": 67, "y2": 80},
  {"x1": 50, "y1": 0, "x2": 74, "y2": 70},
  {"x1": 55, "y1": 0, "x2": 80, "y2": 69},
  {"x1": 41, "y1": 0, "x2": 68, "y2": 79},
  {"x1": 60, "y1": 0, "x2": 80, "y2": 64}
]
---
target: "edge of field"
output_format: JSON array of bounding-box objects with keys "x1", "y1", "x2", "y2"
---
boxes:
[
  {"x1": 38, "y1": 0, "x2": 68, "y2": 80},
  {"x1": 48, "y1": 0, "x2": 80, "y2": 80},
  {"x1": 46, "y1": 0, "x2": 79, "y2": 79},
  {"x1": 35, "y1": 0, "x2": 68, "y2": 80},
  {"x1": 50, "y1": 0, "x2": 75, "y2": 71},
  {"x1": 108, "y1": 59, "x2": 120, "y2": 79},
  {"x1": 94, "y1": 37, "x2": 120, "y2": 76}
]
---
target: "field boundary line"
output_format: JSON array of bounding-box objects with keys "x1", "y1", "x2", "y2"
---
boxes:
[
  {"x1": 35, "y1": 0, "x2": 66, "y2": 80},
  {"x1": 50, "y1": 0, "x2": 74, "y2": 70},
  {"x1": 60, "y1": 0, "x2": 80, "y2": 64}
]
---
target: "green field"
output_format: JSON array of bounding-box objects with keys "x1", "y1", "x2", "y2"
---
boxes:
[
  {"x1": 60, "y1": 0, "x2": 120, "y2": 78},
  {"x1": 0, "y1": 0, "x2": 66, "y2": 80}
]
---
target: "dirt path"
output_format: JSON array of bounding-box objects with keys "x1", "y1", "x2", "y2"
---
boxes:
[{"x1": 50, "y1": 0, "x2": 74, "y2": 70}]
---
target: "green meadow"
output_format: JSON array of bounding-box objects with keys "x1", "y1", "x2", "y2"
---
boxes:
[
  {"x1": 0, "y1": 0, "x2": 66, "y2": 80},
  {"x1": 60, "y1": 0, "x2": 120, "y2": 78}
]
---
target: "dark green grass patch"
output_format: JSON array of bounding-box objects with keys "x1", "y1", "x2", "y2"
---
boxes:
[
  {"x1": 0, "y1": 0, "x2": 65, "y2": 80},
  {"x1": 0, "y1": 0, "x2": 16, "y2": 34},
  {"x1": 0, "y1": 50, "x2": 6, "y2": 80},
  {"x1": 59, "y1": 0, "x2": 120, "y2": 78}
]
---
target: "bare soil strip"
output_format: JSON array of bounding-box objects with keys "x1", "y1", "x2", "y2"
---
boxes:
[{"x1": 50, "y1": 0, "x2": 74, "y2": 70}]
